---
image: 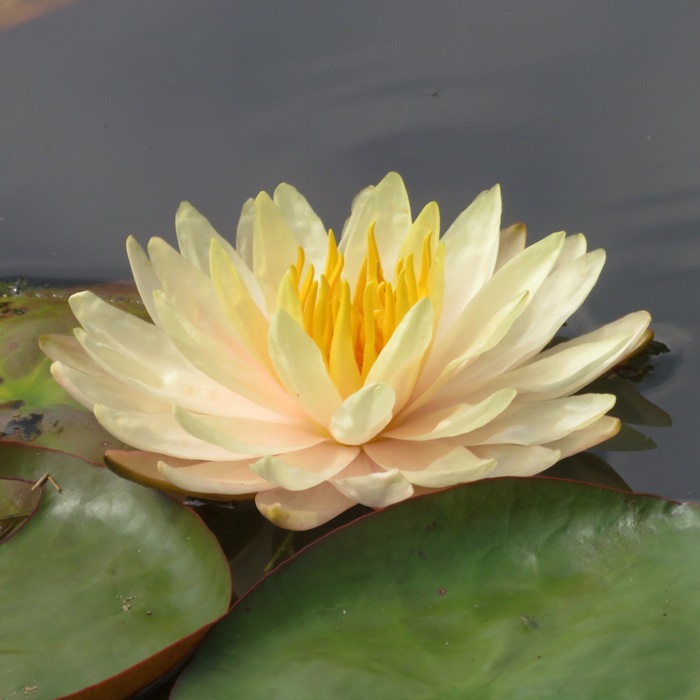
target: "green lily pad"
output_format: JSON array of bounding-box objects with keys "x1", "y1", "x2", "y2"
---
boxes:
[
  {"x1": 174, "y1": 477, "x2": 700, "y2": 699},
  {"x1": 0, "y1": 476, "x2": 42, "y2": 543},
  {"x1": 0, "y1": 441, "x2": 231, "y2": 698},
  {"x1": 0, "y1": 284, "x2": 146, "y2": 461}
]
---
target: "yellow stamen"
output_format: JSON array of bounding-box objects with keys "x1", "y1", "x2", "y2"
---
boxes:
[{"x1": 281, "y1": 225, "x2": 442, "y2": 396}]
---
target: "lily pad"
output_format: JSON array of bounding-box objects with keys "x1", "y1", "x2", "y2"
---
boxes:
[
  {"x1": 0, "y1": 477, "x2": 42, "y2": 543},
  {"x1": 0, "y1": 285, "x2": 146, "y2": 461},
  {"x1": 0, "y1": 441, "x2": 231, "y2": 698},
  {"x1": 174, "y1": 477, "x2": 700, "y2": 699}
]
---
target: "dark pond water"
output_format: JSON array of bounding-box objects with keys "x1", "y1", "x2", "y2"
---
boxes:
[{"x1": 1, "y1": 1, "x2": 698, "y2": 498}]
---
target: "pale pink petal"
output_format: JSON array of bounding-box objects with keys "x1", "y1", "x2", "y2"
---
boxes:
[
  {"x1": 462, "y1": 393, "x2": 616, "y2": 446},
  {"x1": 251, "y1": 443, "x2": 359, "y2": 491},
  {"x1": 329, "y1": 382, "x2": 396, "y2": 445},
  {"x1": 363, "y1": 439, "x2": 494, "y2": 489},
  {"x1": 268, "y1": 309, "x2": 342, "y2": 425},
  {"x1": 174, "y1": 406, "x2": 325, "y2": 456},
  {"x1": 158, "y1": 458, "x2": 273, "y2": 496},
  {"x1": 256, "y1": 483, "x2": 356, "y2": 531}
]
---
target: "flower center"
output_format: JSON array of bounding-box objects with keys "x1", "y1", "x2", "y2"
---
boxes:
[{"x1": 282, "y1": 225, "x2": 439, "y2": 396}]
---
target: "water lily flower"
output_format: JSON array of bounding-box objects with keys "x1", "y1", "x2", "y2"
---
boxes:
[{"x1": 41, "y1": 173, "x2": 650, "y2": 530}]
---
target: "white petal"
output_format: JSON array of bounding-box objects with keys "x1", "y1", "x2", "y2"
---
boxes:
[
  {"x1": 365, "y1": 297, "x2": 434, "y2": 410},
  {"x1": 174, "y1": 406, "x2": 325, "y2": 456},
  {"x1": 462, "y1": 393, "x2": 616, "y2": 446},
  {"x1": 332, "y1": 452, "x2": 414, "y2": 507},
  {"x1": 329, "y1": 382, "x2": 396, "y2": 445},
  {"x1": 93, "y1": 405, "x2": 244, "y2": 460},
  {"x1": 255, "y1": 483, "x2": 356, "y2": 530},
  {"x1": 268, "y1": 309, "x2": 342, "y2": 426},
  {"x1": 363, "y1": 440, "x2": 495, "y2": 488},
  {"x1": 273, "y1": 182, "x2": 329, "y2": 272},
  {"x1": 339, "y1": 172, "x2": 412, "y2": 287},
  {"x1": 158, "y1": 458, "x2": 272, "y2": 496},
  {"x1": 251, "y1": 443, "x2": 359, "y2": 491},
  {"x1": 440, "y1": 185, "x2": 502, "y2": 325},
  {"x1": 386, "y1": 389, "x2": 516, "y2": 441}
]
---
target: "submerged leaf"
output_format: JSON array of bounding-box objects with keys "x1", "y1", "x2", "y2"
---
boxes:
[{"x1": 174, "y1": 477, "x2": 700, "y2": 699}]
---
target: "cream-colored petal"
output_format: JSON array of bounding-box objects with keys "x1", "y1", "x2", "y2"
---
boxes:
[
  {"x1": 174, "y1": 406, "x2": 325, "y2": 456},
  {"x1": 235, "y1": 197, "x2": 256, "y2": 269},
  {"x1": 273, "y1": 182, "x2": 329, "y2": 272},
  {"x1": 478, "y1": 311, "x2": 651, "y2": 401},
  {"x1": 158, "y1": 458, "x2": 273, "y2": 496},
  {"x1": 70, "y1": 292, "x2": 260, "y2": 417},
  {"x1": 544, "y1": 414, "x2": 621, "y2": 457},
  {"x1": 146, "y1": 237, "x2": 238, "y2": 347},
  {"x1": 339, "y1": 172, "x2": 412, "y2": 286},
  {"x1": 552, "y1": 232, "x2": 587, "y2": 271},
  {"x1": 329, "y1": 382, "x2": 396, "y2": 445},
  {"x1": 255, "y1": 483, "x2": 356, "y2": 530},
  {"x1": 469, "y1": 444, "x2": 562, "y2": 477},
  {"x1": 51, "y1": 362, "x2": 168, "y2": 413},
  {"x1": 174, "y1": 201, "x2": 224, "y2": 274},
  {"x1": 410, "y1": 291, "x2": 528, "y2": 407},
  {"x1": 93, "y1": 405, "x2": 245, "y2": 460},
  {"x1": 209, "y1": 239, "x2": 270, "y2": 364},
  {"x1": 495, "y1": 222, "x2": 526, "y2": 270},
  {"x1": 251, "y1": 443, "x2": 359, "y2": 491},
  {"x1": 364, "y1": 440, "x2": 495, "y2": 489},
  {"x1": 386, "y1": 389, "x2": 516, "y2": 441},
  {"x1": 397, "y1": 201, "x2": 440, "y2": 267},
  {"x1": 152, "y1": 289, "x2": 297, "y2": 417},
  {"x1": 126, "y1": 236, "x2": 161, "y2": 324},
  {"x1": 459, "y1": 248, "x2": 606, "y2": 382},
  {"x1": 268, "y1": 309, "x2": 342, "y2": 426},
  {"x1": 462, "y1": 393, "x2": 616, "y2": 446},
  {"x1": 252, "y1": 190, "x2": 299, "y2": 313},
  {"x1": 40, "y1": 333, "x2": 103, "y2": 376},
  {"x1": 333, "y1": 470, "x2": 413, "y2": 508},
  {"x1": 440, "y1": 185, "x2": 502, "y2": 325},
  {"x1": 365, "y1": 297, "x2": 434, "y2": 410}
]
